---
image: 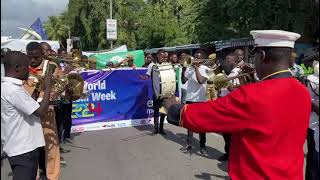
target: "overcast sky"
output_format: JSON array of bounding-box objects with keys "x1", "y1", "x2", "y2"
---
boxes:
[{"x1": 1, "y1": 0, "x2": 69, "y2": 38}]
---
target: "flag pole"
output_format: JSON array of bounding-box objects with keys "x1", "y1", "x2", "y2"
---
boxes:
[
  {"x1": 20, "y1": 18, "x2": 37, "y2": 39},
  {"x1": 20, "y1": 25, "x2": 33, "y2": 39}
]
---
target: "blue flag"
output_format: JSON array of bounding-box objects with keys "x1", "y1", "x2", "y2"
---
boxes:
[{"x1": 30, "y1": 18, "x2": 48, "y2": 40}]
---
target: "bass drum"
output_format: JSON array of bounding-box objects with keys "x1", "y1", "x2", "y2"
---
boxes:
[{"x1": 152, "y1": 63, "x2": 177, "y2": 99}]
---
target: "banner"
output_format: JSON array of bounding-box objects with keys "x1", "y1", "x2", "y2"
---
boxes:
[
  {"x1": 71, "y1": 69, "x2": 154, "y2": 132},
  {"x1": 93, "y1": 50, "x2": 145, "y2": 69}
]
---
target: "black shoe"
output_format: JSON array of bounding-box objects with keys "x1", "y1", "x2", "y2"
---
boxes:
[
  {"x1": 60, "y1": 147, "x2": 71, "y2": 154},
  {"x1": 64, "y1": 138, "x2": 74, "y2": 144},
  {"x1": 180, "y1": 145, "x2": 193, "y2": 153},
  {"x1": 159, "y1": 129, "x2": 166, "y2": 135},
  {"x1": 218, "y1": 154, "x2": 229, "y2": 161},
  {"x1": 38, "y1": 174, "x2": 48, "y2": 180},
  {"x1": 38, "y1": 169, "x2": 47, "y2": 180},
  {"x1": 199, "y1": 146, "x2": 209, "y2": 156},
  {"x1": 152, "y1": 129, "x2": 159, "y2": 135}
]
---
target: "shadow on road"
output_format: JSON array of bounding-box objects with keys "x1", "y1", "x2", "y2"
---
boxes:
[
  {"x1": 164, "y1": 130, "x2": 224, "y2": 161},
  {"x1": 194, "y1": 172, "x2": 229, "y2": 180}
]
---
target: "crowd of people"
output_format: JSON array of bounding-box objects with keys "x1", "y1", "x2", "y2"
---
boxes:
[
  {"x1": 1, "y1": 41, "x2": 90, "y2": 180},
  {"x1": 1, "y1": 29, "x2": 319, "y2": 180}
]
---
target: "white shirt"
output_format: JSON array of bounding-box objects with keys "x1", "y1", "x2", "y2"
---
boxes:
[
  {"x1": 185, "y1": 65, "x2": 210, "y2": 102},
  {"x1": 60, "y1": 63, "x2": 65, "y2": 72},
  {"x1": 219, "y1": 67, "x2": 241, "y2": 97},
  {"x1": 290, "y1": 63, "x2": 304, "y2": 77},
  {"x1": 307, "y1": 74, "x2": 319, "y2": 130},
  {"x1": 146, "y1": 62, "x2": 155, "y2": 76},
  {"x1": 1, "y1": 77, "x2": 45, "y2": 157}
]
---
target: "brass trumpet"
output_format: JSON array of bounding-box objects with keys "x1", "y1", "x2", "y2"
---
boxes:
[
  {"x1": 180, "y1": 54, "x2": 217, "y2": 68},
  {"x1": 209, "y1": 71, "x2": 256, "y2": 91}
]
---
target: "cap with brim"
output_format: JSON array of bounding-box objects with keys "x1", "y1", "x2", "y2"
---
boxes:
[{"x1": 250, "y1": 30, "x2": 301, "y2": 48}]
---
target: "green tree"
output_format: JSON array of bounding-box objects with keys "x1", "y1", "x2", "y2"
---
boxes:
[
  {"x1": 48, "y1": 0, "x2": 319, "y2": 50},
  {"x1": 43, "y1": 16, "x2": 68, "y2": 41}
]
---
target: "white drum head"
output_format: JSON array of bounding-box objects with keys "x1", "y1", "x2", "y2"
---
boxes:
[{"x1": 152, "y1": 64, "x2": 176, "y2": 99}]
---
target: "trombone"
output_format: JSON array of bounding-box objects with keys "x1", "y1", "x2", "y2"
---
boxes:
[{"x1": 47, "y1": 49, "x2": 96, "y2": 69}]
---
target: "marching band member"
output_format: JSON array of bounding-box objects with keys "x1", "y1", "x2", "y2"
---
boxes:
[
  {"x1": 55, "y1": 48, "x2": 74, "y2": 147},
  {"x1": 179, "y1": 50, "x2": 211, "y2": 155},
  {"x1": 235, "y1": 49, "x2": 245, "y2": 66},
  {"x1": 290, "y1": 50, "x2": 305, "y2": 78},
  {"x1": 164, "y1": 30, "x2": 310, "y2": 180},
  {"x1": 24, "y1": 42, "x2": 63, "y2": 180},
  {"x1": 1, "y1": 51, "x2": 52, "y2": 180},
  {"x1": 217, "y1": 52, "x2": 242, "y2": 161},
  {"x1": 145, "y1": 49, "x2": 167, "y2": 135},
  {"x1": 169, "y1": 52, "x2": 178, "y2": 65},
  {"x1": 305, "y1": 61, "x2": 319, "y2": 180}
]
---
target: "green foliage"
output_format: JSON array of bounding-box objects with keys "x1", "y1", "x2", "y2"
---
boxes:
[
  {"x1": 46, "y1": 0, "x2": 319, "y2": 50},
  {"x1": 43, "y1": 16, "x2": 68, "y2": 41}
]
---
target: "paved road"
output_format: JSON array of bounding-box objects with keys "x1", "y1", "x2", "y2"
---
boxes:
[{"x1": 1, "y1": 124, "x2": 307, "y2": 180}]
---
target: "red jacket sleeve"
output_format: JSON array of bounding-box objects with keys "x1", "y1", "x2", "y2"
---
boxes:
[{"x1": 180, "y1": 87, "x2": 253, "y2": 133}]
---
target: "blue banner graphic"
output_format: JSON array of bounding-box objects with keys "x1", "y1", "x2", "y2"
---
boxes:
[{"x1": 72, "y1": 69, "x2": 154, "y2": 127}]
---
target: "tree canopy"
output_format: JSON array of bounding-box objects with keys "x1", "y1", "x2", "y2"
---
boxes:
[{"x1": 44, "y1": 0, "x2": 319, "y2": 51}]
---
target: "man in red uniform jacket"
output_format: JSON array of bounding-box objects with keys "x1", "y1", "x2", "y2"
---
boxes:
[{"x1": 164, "y1": 30, "x2": 312, "y2": 180}]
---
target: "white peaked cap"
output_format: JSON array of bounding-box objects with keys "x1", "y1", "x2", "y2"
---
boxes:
[{"x1": 250, "y1": 30, "x2": 301, "y2": 48}]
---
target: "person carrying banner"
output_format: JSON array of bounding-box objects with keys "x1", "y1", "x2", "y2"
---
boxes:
[
  {"x1": 143, "y1": 54, "x2": 153, "y2": 67},
  {"x1": 164, "y1": 30, "x2": 311, "y2": 180},
  {"x1": 113, "y1": 54, "x2": 137, "y2": 69}
]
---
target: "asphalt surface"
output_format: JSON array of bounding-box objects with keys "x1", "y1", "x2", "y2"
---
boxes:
[{"x1": 1, "y1": 124, "x2": 307, "y2": 180}]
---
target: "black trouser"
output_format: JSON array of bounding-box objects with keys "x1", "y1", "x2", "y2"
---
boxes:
[
  {"x1": 153, "y1": 97, "x2": 165, "y2": 131},
  {"x1": 311, "y1": 150, "x2": 319, "y2": 180},
  {"x1": 54, "y1": 103, "x2": 73, "y2": 141},
  {"x1": 54, "y1": 105, "x2": 63, "y2": 142},
  {"x1": 306, "y1": 128, "x2": 315, "y2": 180},
  {"x1": 38, "y1": 147, "x2": 46, "y2": 174},
  {"x1": 63, "y1": 103, "x2": 73, "y2": 139},
  {"x1": 222, "y1": 134, "x2": 231, "y2": 156},
  {"x1": 186, "y1": 130, "x2": 206, "y2": 148},
  {"x1": 8, "y1": 148, "x2": 40, "y2": 180},
  {"x1": 186, "y1": 101, "x2": 206, "y2": 147}
]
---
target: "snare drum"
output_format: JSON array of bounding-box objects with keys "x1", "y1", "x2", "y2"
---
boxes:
[{"x1": 152, "y1": 63, "x2": 177, "y2": 99}]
